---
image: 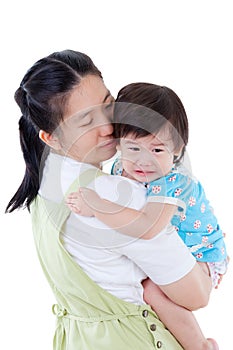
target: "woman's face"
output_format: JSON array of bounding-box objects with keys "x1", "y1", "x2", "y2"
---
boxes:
[{"x1": 58, "y1": 75, "x2": 116, "y2": 167}]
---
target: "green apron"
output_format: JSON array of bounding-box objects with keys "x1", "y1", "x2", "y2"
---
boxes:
[{"x1": 30, "y1": 169, "x2": 183, "y2": 350}]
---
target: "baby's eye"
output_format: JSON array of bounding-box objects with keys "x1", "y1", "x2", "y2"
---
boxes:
[
  {"x1": 152, "y1": 148, "x2": 163, "y2": 153},
  {"x1": 129, "y1": 147, "x2": 140, "y2": 151}
]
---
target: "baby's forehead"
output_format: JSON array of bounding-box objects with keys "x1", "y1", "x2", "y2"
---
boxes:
[
  {"x1": 121, "y1": 129, "x2": 173, "y2": 146},
  {"x1": 155, "y1": 126, "x2": 174, "y2": 142}
]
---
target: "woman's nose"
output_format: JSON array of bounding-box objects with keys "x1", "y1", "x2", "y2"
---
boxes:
[
  {"x1": 98, "y1": 112, "x2": 114, "y2": 136},
  {"x1": 98, "y1": 120, "x2": 113, "y2": 136}
]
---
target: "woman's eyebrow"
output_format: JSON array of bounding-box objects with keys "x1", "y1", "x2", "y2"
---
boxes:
[
  {"x1": 69, "y1": 110, "x2": 90, "y2": 123},
  {"x1": 71, "y1": 92, "x2": 112, "y2": 122}
]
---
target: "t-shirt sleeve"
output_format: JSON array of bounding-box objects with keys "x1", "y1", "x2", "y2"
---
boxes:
[
  {"x1": 116, "y1": 224, "x2": 196, "y2": 285},
  {"x1": 147, "y1": 173, "x2": 192, "y2": 213},
  {"x1": 82, "y1": 170, "x2": 196, "y2": 285}
]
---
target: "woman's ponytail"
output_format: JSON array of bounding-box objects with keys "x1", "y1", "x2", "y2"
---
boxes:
[
  {"x1": 6, "y1": 49, "x2": 103, "y2": 213},
  {"x1": 5, "y1": 114, "x2": 47, "y2": 213},
  {"x1": 5, "y1": 85, "x2": 49, "y2": 213}
]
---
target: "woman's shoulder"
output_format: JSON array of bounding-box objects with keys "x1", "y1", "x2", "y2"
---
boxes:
[
  {"x1": 96, "y1": 171, "x2": 146, "y2": 194},
  {"x1": 94, "y1": 172, "x2": 147, "y2": 210}
]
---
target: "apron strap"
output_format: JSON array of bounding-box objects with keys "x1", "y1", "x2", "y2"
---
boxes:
[{"x1": 52, "y1": 304, "x2": 143, "y2": 322}]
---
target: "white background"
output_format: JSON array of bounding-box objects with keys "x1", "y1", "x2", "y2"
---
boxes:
[{"x1": 1, "y1": 1, "x2": 232, "y2": 348}]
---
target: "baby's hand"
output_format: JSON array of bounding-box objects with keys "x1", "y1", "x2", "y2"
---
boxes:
[{"x1": 66, "y1": 188, "x2": 100, "y2": 217}]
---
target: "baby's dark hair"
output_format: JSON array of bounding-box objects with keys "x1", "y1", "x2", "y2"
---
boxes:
[{"x1": 114, "y1": 83, "x2": 189, "y2": 163}]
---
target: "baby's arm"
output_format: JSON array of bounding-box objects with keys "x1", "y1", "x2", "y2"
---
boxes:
[{"x1": 66, "y1": 187, "x2": 177, "y2": 239}]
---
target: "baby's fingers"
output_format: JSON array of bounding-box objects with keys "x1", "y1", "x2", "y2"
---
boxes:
[
  {"x1": 66, "y1": 197, "x2": 77, "y2": 205},
  {"x1": 66, "y1": 202, "x2": 80, "y2": 214},
  {"x1": 67, "y1": 191, "x2": 80, "y2": 200}
]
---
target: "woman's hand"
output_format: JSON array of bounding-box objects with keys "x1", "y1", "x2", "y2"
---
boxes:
[{"x1": 66, "y1": 188, "x2": 101, "y2": 217}]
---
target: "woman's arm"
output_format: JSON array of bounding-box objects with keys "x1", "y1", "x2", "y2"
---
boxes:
[
  {"x1": 66, "y1": 187, "x2": 177, "y2": 239},
  {"x1": 116, "y1": 224, "x2": 212, "y2": 311}
]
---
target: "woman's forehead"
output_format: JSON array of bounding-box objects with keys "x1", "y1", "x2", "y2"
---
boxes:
[{"x1": 64, "y1": 75, "x2": 111, "y2": 119}]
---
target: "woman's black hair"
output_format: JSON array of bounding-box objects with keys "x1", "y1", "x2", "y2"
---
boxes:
[
  {"x1": 114, "y1": 83, "x2": 189, "y2": 163},
  {"x1": 6, "y1": 49, "x2": 102, "y2": 213}
]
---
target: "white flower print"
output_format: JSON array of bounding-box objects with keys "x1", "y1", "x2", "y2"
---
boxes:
[
  {"x1": 174, "y1": 188, "x2": 182, "y2": 196},
  {"x1": 195, "y1": 252, "x2": 203, "y2": 259},
  {"x1": 189, "y1": 197, "x2": 196, "y2": 207},
  {"x1": 194, "y1": 220, "x2": 201, "y2": 229},
  {"x1": 201, "y1": 203, "x2": 206, "y2": 213},
  {"x1": 202, "y1": 236, "x2": 208, "y2": 243},
  {"x1": 169, "y1": 175, "x2": 176, "y2": 182},
  {"x1": 180, "y1": 213, "x2": 186, "y2": 222},
  {"x1": 152, "y1": 185, "x2": 161, "y2": 194},
  {"x1": 206, "y1": 224, "x2": 214, "y2": 233}
]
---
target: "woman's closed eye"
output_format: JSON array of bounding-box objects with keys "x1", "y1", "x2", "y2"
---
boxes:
[
  {"x1": 104, "y1": 101, "x2": 114, "y2": 121},
  {"x1": 80, "y1": 117, "x2": 93, "y2": 127},
  {"x1": 105, "y1": 101, "x2": 114, "y2": 111}
]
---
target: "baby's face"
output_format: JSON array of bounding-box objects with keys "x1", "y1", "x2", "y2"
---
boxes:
[{"x1": 119, "y1": 130, "x2": 177, "y2": 183}]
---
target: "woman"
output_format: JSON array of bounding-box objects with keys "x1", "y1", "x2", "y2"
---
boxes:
[{"x1": 6, "y1": 49, "x2": 212, "y2": 349}]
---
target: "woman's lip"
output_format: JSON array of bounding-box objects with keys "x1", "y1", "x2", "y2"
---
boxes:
[{"x1": 99, "y1": 139, "x2": 117, "y2": 148}]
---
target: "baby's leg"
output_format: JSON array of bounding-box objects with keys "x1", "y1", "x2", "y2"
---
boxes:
[
  {"x1": 199, "y1": 258, "x2": 229, "y2": 289},
  {"x1": 197, "y1": 262, "x2": 210, "y2": 276},
  {"x1": 143, "y1": 279, "x2": 218, "y2": 350}
]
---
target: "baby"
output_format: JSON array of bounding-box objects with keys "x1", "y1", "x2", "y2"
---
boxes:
[{"x1": 67, "y1": 83, "x2": 228, "y2": 350}]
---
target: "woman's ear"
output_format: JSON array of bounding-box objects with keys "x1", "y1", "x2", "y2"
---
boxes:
[{"x1": 39, "y1": 130, "x2": 61, "y2": 151}]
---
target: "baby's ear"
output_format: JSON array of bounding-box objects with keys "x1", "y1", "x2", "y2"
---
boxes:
[
  {"x1": 173, "y1": 145, "x2": 185, "y2": 163},
  {"x1": 174, "y1": 144, "x2": 184, "y2": 157}
]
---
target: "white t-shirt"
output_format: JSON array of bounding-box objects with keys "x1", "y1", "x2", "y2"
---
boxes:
[{"x1": 39, "y1": 152, "x2": 196, "y2": 305}]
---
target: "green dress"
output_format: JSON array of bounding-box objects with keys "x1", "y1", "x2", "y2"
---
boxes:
[{"x1": 30, "y1": 169, "x2": 183, "y2": 350}]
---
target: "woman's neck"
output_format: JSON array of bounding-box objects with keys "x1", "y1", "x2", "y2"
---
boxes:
[{"x1": 51, "y1": 149, "x2": 102, "y2": 169}]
